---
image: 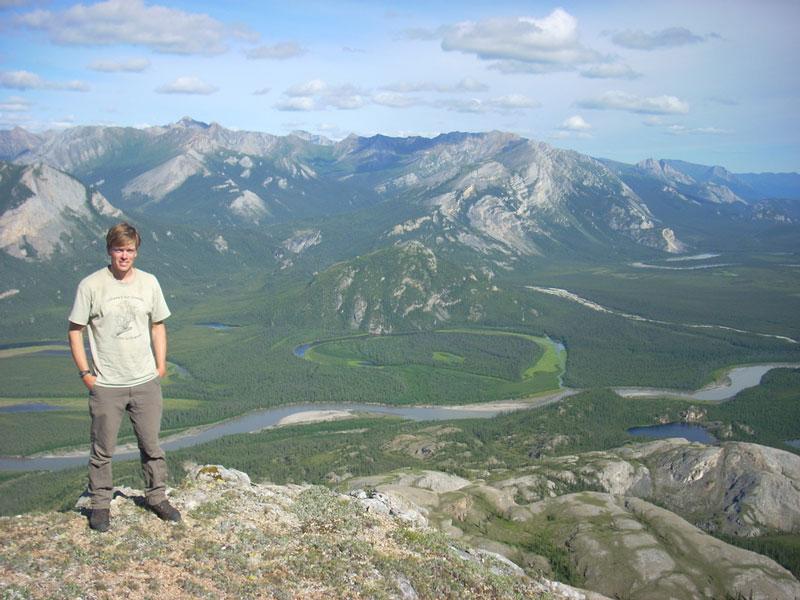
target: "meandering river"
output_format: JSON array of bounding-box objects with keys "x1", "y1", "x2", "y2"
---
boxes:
[{"x1": 1, "y1": 334, "x2": 797, "y2": 472}]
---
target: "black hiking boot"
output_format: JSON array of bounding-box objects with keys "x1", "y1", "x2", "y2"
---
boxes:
[
  {"x1": 148, "y1": 500, "x2": 181, "y2": 522},
  {"x1": 89, "y1": 508, "x2": 110, "y2": 532}
]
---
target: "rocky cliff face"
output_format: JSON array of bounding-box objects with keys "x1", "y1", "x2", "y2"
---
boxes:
[
  {"x1": 0, "y1": 464, "x2": 605, "y2": 600},
  {"x1": 0, "y1": 162, "x2": 121, "y2": 260}
]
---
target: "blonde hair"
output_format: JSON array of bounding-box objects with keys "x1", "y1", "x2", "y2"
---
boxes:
[{"x1": 106, "y1": 222, "x2": 142, "y2": 252}]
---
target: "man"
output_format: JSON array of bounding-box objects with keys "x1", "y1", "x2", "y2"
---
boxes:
[{"x1": 68, "y1": 222, "x2": 181, "y2": 532}]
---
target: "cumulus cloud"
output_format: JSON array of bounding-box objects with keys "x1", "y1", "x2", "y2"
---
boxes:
[
  {"x1": 0, "y1": 70, "x2": 89, "y2": 91},
  {"x1": 156, "y1": 76, "x2": 218, "y2": 95},
  {"x1": 578, "y1": 90, "x2": 689, "y2": 114},
  {"x1": 252, "y1": 87, "x2": 271, "y2": 96},
  {"x1": 560, "y1": 115, "x2": 591, "y2": 131},
  {"x1": 580, "y1": 62, "x2": 640, "y2": 79},
  {"x1": 381, "y1": 77, "x2": 488, "y2": 93},
  {"x1": 611, "y1": 27, "x2": 716, "y2": 50},
  {"x1": 0, "y1": 95, "x2": 32, "y2": 111},
  {"x1": 245, "y1": 42, "x2": 305, "y2": 60},
  {"x1": 285, "y1": 79, "x2": 328, "y2": 97},
  {"x1": 277, "y1": 80, "x2": 367, "y2": 111},
  {"x1": 16, "y1": 0, "x2": 254, "y2": 55},
  {"x1": 275, "y1": 96, "x2": 315, "y2": 111},
  {"x1": 435, "y1": 9, "x2": 602, "y2": 73},
  {"x1": 88, "y1": 57, "x2": 150, "y2": 72}
]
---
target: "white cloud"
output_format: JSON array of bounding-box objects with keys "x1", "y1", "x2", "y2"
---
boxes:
[
  {"x1": 580, "y1": 62, "x2": 640, "y2": 80},
  {"x1": 156, "y1": 76, "x2": 218, "y2": 95},
  {"x1": 373, "y1": 92, "x2": 421, "y2": 108},
  {"x1": 489, "y1": 94, "x2": 540, "y2": 109},
  {"x1": 252, "y1": 87, "x2": 271, "y2": 96},
  {"x1": 286, "y1": 79, "x2": 328, "y2": 97},
  {"x1": 88, "y1": 57, "x2": 150, "y2": 72},
  {"x1": 436, "y1": 94, "x2": 540, "y2": 113},
  {"x1": 560, "y1": 115, "x2": 591, "y2": 131},
  {"x1": 611, "y1": 27, "x2": 716, "y2": 50},
  {"x1": 245, "y1": 42, "x2": 305, "y2": 60},
  {"x1": 0, "y1": 95, "x2": 31, "y2": 111},
  {"x1": 437, "y1": 9, "x2": 602, "y2": 72},
  {"x1": 381, "y1": 77, "x2": 488, "y2": 93},
  {"x1": 665, "y1": 125, "x2": 732, "y2": 136},
  {"x1": 17, "y1": 0, "x2": 253, "y2": 55},
  {"x1": 274, "y1": 96, "x2": 316, "y2": 111},
  {"x1": 578, "y1": 90, "x2": 689, "y2": 114},
  {"x1": 277, "y1": 80, "x2": 367, "y2": 111},
  {"x1": 0, "y1": 70, "x2": 89, "y2": 91}
]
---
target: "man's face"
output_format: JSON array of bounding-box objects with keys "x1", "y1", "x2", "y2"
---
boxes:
[{"x1": 108, "y1": 242, "x2": 137, "y2": 275}]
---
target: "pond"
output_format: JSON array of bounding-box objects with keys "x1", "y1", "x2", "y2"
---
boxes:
[{"x1": 627, "y1": 423, "x2": 717, "y2": 444}]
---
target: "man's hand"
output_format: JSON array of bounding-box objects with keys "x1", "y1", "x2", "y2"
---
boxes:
[
  {"x1": 157, "y1": 365, "x2": 167, "y2": 379},
  {"x1": 82, "y1": 373, "x2": 97, "y2": 391}
]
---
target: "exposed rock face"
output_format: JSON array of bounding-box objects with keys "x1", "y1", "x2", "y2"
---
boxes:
[
  {"x1": 282, "y1": 228, "x2": 321, "y2": 254},
  {"x1": 0, "y1": 163, "x2": 120, "y2": 260},
  {"x1": 506, "y1": 439, "x2": 800, "y2": 536},
  {"x1": 122, "y1": 151, "x2": 209, "y2": 201},
  {"x1": 229, "y1": 189, "x2": 268, "y2": 222},
  {"x1": 0, "y1": 465, "x2": 597, "y2": 599}
]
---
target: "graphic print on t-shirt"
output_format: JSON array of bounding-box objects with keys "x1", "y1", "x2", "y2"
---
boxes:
[{"x1": 110, "y1": 297, "x2": 143, "y2": 339}]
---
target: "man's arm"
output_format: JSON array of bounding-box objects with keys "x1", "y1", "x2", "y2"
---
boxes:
[
  {"x1": 151, "y1": 321, "x2": 167, "y2": 378},
  {"x1": 68, "y1": 322, "x2": 96, "y2": 391}
]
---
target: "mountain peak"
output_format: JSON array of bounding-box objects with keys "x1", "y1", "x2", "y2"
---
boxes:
[{"x1": 174, "y1": 116, "x2": 210, "y2": 129}]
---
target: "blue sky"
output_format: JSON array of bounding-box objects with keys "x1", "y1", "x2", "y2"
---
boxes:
[{"x1": 1, "y1": 0, "x2": 798, "y2": 172}]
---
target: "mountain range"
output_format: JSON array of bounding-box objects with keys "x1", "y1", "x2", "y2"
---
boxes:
[{"x1": 2, "y1": 117, "x2": 798, "y2": 267}]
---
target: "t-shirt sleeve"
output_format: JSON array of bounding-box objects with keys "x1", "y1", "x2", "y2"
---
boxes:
[
  {"x1": 68, "y1": 280, "x2": 92, "y2": 325},
  {"x1": 151, "y1": 276, "x2": 171, "y2": 323}
]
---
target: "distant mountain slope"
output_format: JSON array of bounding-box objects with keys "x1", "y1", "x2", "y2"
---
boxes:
[
  {"x1": 0, "y1": 162, "x2": 121, "y2": 260},
  {"x1": 0, "y1": 127, "x2": 42, "y2": 161}
]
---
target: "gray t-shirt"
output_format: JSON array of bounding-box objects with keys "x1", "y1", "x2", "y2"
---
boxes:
[{"x1": 68, "y1": 267, "x2": 171, "y2": 387}]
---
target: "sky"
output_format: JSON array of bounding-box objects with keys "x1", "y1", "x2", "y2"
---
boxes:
[{"x1": 0, "y1": 0, "x2": 798, "y2": 173}]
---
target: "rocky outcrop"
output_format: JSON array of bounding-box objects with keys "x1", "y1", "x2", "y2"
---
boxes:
[
  {"x1": 0, "y1": 465, "x2": 601, "y2": 599},
  {"x1": 509, "y1": 439, "x2": 800, "y2": 536},
  {"x1": 344, "y1": 467, "x2": 800, "y2": 600},
  {"x1": 229, "y1": 189, "x2": 268, "y2": 223}
]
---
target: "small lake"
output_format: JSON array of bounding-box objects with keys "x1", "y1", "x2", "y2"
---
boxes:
[
  {"x1": 196, "y1": 322, "x2": 240, "y2": 330},
  {"x1": 293, "y1": 343, "x2": 313, "y2": 358},
  {"x1": 0, "y1": 402, "x2": 503, "y2": 472},
  {"x1": 786, "y1": 440, "x2": 800, "y2": 449},
  {"x1": 627, "y1": 423, "x2": 717, "y2": 444}
]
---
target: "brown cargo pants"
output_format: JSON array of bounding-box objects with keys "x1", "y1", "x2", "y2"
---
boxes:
[{"x1": 88, "y1": 378, "x2": 168, "y2": 509}]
